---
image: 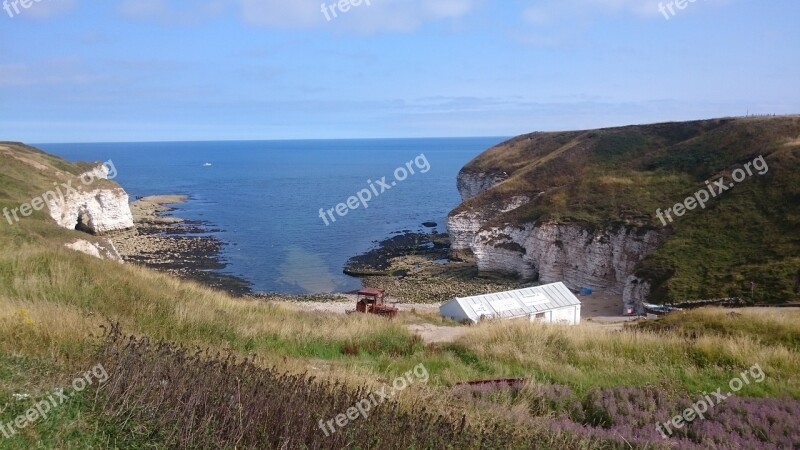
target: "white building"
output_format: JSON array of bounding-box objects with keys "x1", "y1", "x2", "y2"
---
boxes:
[{"x1": 439, "y1": 282, "x2": 582, "y2": 325}]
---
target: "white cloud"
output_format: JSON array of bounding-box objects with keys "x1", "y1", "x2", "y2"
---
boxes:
[
  {"x1": 514, "y1": 0, "x2": 734, "y2": 47},
  {"x1": 239, "y1": 0, "x2": 480, "y2": 33},
  {"x1": 12, "y1": 0, "x2": 77, "y2": 19},
  {"x1": 113, "y1": 0, "x2": 479, "y2": 32},
  {"x1": 522, "y1": 0, "x2": 731, "y2": 24},
  {"x1": 72, "y1": 0, "x2": 483, "y2": 32},
  {"x1": 238, "y1": 0, "x2": 321, "y2": 27},
  {"x1": 118, "y1": 0, "x2": 229, "y2": 25}
]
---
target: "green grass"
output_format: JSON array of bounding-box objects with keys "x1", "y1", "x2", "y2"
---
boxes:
[{"x1": 0, "y1": 353, "x2": 133, "y2": 449}]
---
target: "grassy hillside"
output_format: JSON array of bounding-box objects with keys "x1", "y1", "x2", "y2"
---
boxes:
[
  {"x1": 454, "y1": 117, "x2": 800, "y2": 304},
  {"x1": 1, "y1": 142, "x2": 799, "y2": 448}
]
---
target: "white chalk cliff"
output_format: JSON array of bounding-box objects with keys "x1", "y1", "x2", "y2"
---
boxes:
[
  {"x1": 45, "y1": 165, "x2": 134, "y2": 235},
  {"x1": 456, "y1": 171, "x2": 509, "y2": 201},
  {"x1": 448, "y1": 171, "x2": 666, "y2": 313},
  {"x1": 64, "y1": 239, "x2": 123, "y2": 262},
  {"x1": 448, "y1": 195, "x2": 530, "y2": 251}
]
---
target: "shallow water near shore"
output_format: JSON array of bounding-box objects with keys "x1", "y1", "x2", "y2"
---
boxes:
[{"x1": 39, "y1": 138, "x2": 505, "y2": 294}]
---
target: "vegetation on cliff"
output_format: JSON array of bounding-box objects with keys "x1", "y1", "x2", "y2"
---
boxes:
[{"x1": 453, "y1": 117, "x2": 800, "y2": 304}]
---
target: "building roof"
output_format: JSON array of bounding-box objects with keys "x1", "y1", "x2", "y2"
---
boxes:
[
  {"x1": 440, "y1": 282, "x2": 581, "y2": 322},
  {"x1": 357, "y1": 288, "x2": 384, "y2": 297}
]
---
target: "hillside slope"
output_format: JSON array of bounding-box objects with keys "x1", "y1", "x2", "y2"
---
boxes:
[
  {"x1": 448, "y1": 117, "x2": 800, "y2": 309},
  {"x1": 1, "y1": 142, "x2": 799, "y2": 448}
]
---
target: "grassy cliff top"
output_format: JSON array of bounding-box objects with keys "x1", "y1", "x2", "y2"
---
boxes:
[
  {"x1": 0, "y1": 142, "x2": 122, "y2": 246},
  {"x1": 452, "y1": 117, "x2": 800, "y2": 304},
  {"x1": 0, "y1": 142, "x2": 117, "y2": 200}
]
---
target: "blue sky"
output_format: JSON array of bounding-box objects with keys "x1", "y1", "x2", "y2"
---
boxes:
[{"x1": 0, "y1": 0, "x2": 798, "y2": 142}]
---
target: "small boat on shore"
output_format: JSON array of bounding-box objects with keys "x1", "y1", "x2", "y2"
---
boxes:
[{"x1": 643, "y1": 303, "x2": 682, "y2": 316}]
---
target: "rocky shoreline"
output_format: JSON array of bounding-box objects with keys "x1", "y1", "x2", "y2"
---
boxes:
[
  {"x1": 109, "y1": 195, "x2": 252, "y2": 296},
  {"x1": 111, "y1": 197, "x2": 528, "y2": 303},
  {"x1": 344, "y1": 229, "x2": 527, "y2": 304}
]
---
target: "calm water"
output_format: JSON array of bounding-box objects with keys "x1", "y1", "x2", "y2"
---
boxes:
[{"x1": 39, "y1": 138, "x2": 505, "y2": 294}]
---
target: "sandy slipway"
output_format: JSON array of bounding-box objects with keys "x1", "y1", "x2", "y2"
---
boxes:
[{"x1": 110, "y1": 195, "x2": 252, "y2": 296}]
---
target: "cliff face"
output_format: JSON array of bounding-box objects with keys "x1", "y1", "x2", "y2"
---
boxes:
[
  {"x1": 469, "y1": 222, "x2": 666, "y2": 308},
  {"x1": 447, "y1": 117, "x2": 800, "y2": 308},
  {"x1": 448, "y1": 194, "x2": 530, "y2": 251},
  {"x1": 449, "y1": 169, "x2": 665, "y2": 312},
  {"x1": 44, "y1": 166, "x2": 134, "y2": 234},
  {"x1": 1, "y1": 144, "x2": 134, "y2": 264},
  {"x1": 46, "y1": 188, "x2": 134, "y2": 234},
  {"x1": 456, "y1": 171, "x2": 508, "y2": 201}
]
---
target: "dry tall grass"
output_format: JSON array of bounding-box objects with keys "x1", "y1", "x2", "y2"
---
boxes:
[{"x1": 453, "y1": 309, "x2": 800, "y2": 397}]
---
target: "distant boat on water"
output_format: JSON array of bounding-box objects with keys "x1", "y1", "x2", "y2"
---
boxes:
[{"x1": 202, "y1": 162, "x2": 213, "y2": 167}]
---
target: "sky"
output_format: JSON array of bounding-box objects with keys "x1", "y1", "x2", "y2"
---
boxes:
[{"x1": 0, "y1": 0, "x2": 798, "y2": 143}]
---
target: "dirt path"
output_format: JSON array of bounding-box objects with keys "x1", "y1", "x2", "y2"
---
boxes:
[
  {"x1": 271, "y1": 295, "x2": 441, "y2": 315},
  {"x1": 274, "y1": 291, "x2": 638, "y2": 343},
  {"x1": 579, "y1": 291, "x2": 626, "y2": 319}
]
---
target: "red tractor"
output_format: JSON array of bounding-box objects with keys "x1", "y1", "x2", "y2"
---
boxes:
[{"x1": 354, "y1": 288, "x2": 398, "y2": 318}]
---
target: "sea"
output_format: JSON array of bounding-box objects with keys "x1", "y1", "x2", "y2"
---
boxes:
[{"x1": 38, "y1": 138, "x2": 506, "y2": 295}]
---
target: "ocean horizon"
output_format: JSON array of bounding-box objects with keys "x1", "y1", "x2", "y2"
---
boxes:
[{"x1": 39, "y1": 137, "x2": 507, "y2": 294}]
